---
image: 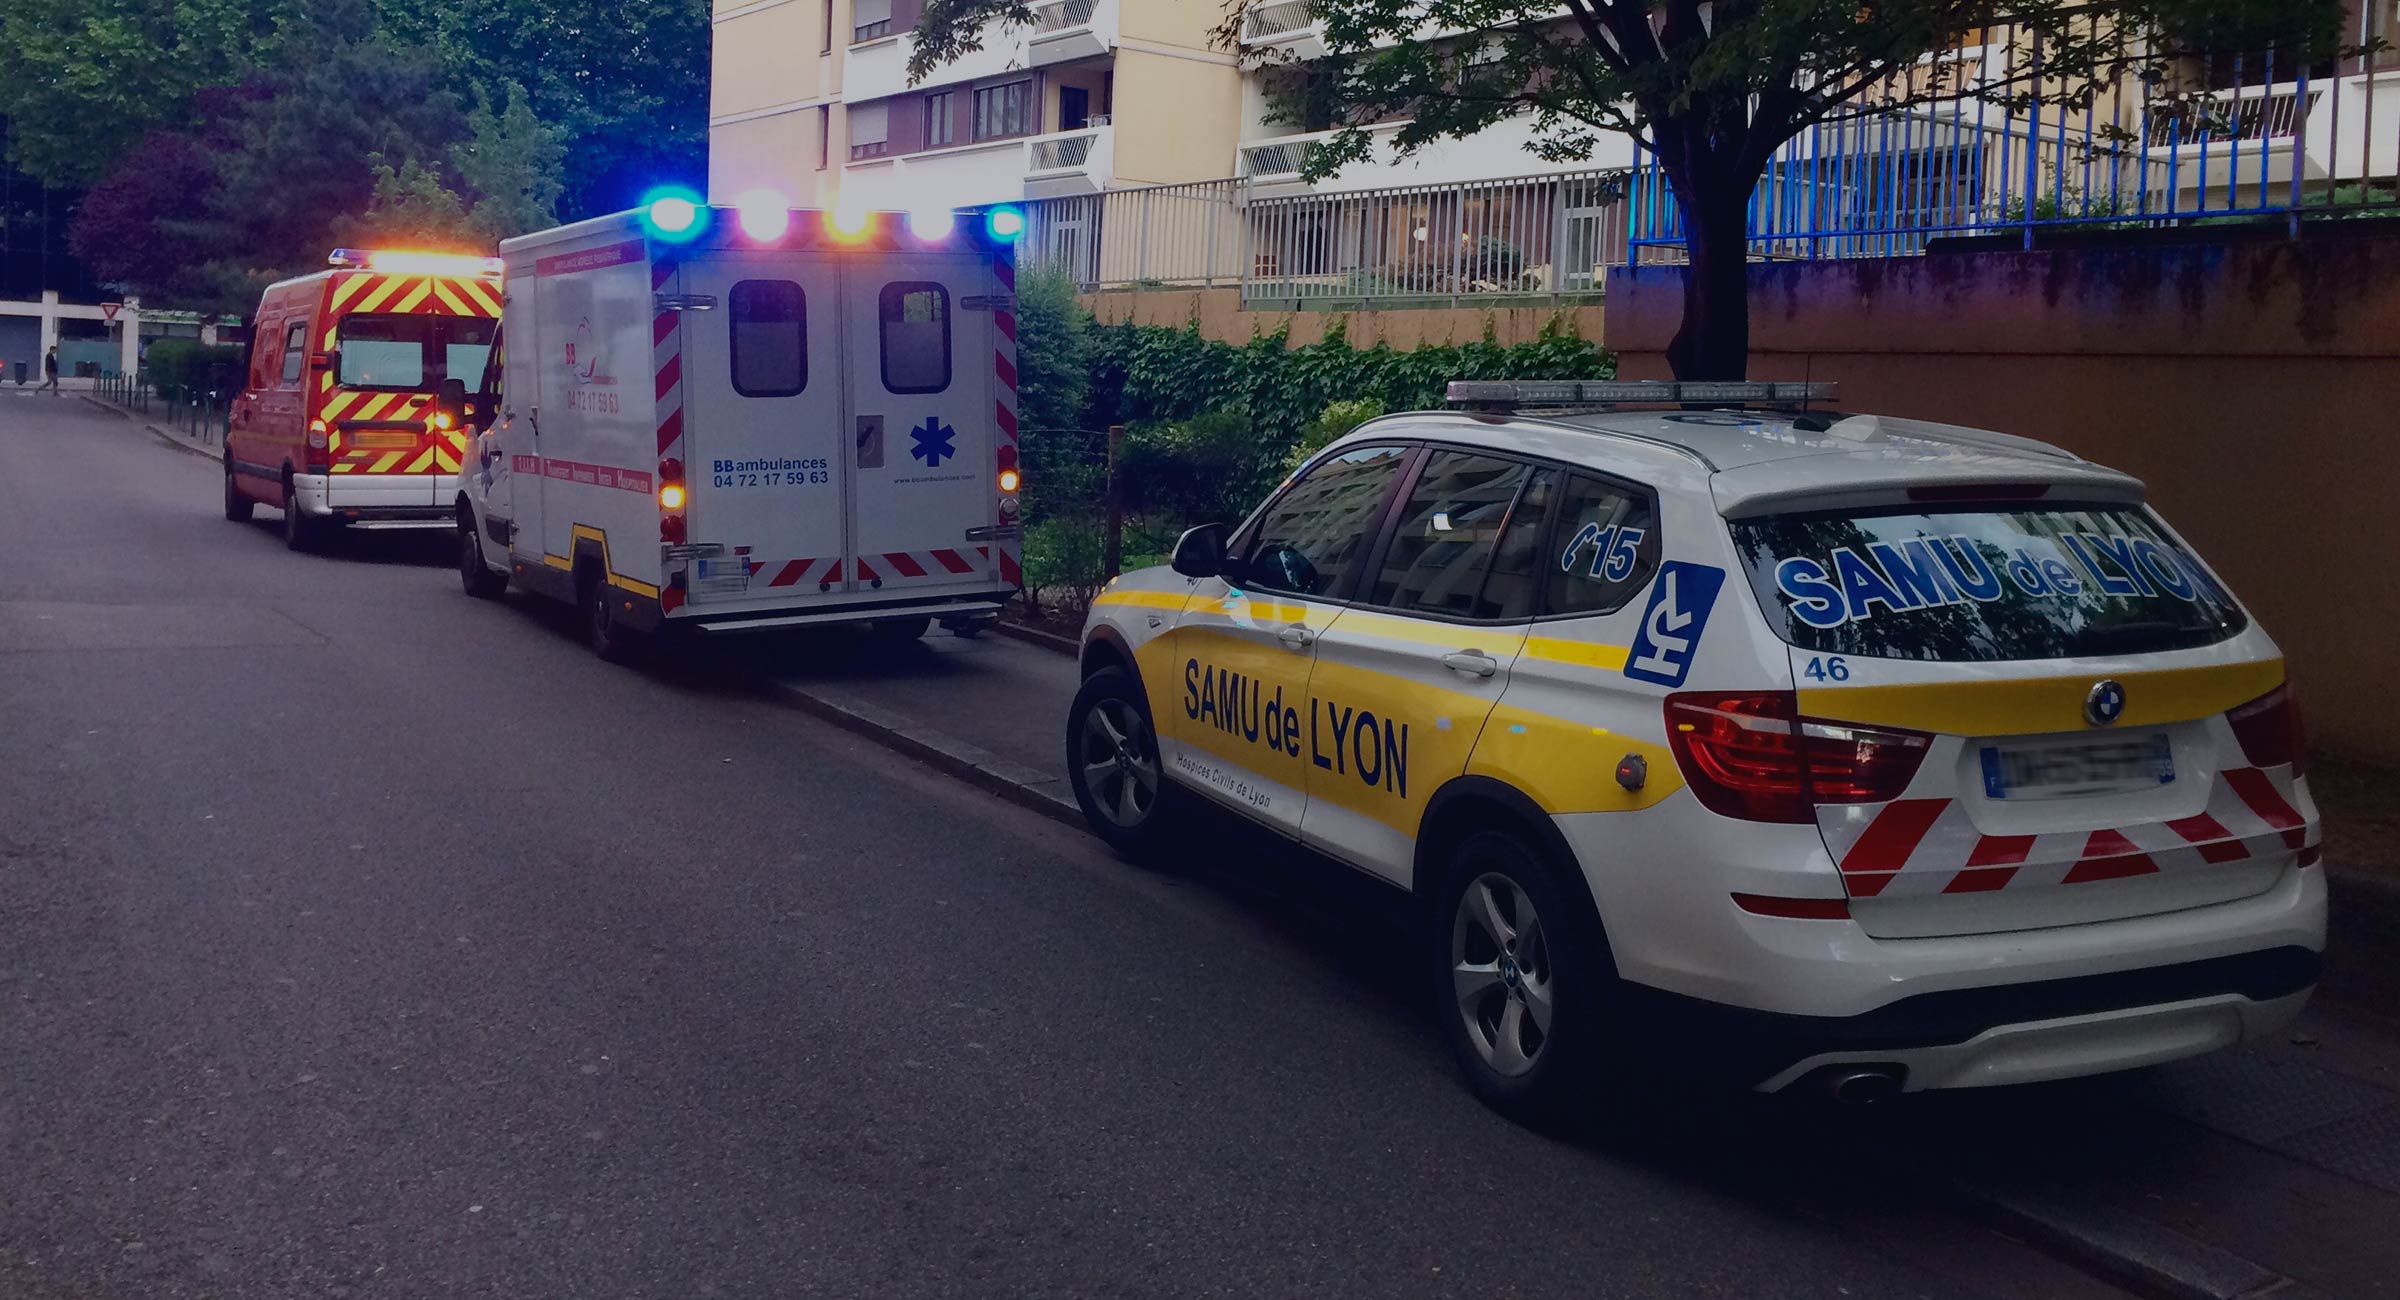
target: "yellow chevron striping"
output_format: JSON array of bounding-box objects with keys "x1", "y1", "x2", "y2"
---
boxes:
[
  {"x1": 392, "y1": 279, "x2": 436, "y2": 314},
  {"x1": 354, "y1": 275, "x2": 412, "y2": 314},
  {"x1": 456, "y1": 279, "x2": 501, "y2": 315},
  {"x1": 429, "y1": 280, "x2": 472, "y2": 316},
  {"x1": 404, "y1": 447, "x2": 438, "y2": 473},
  {"x1": 329, "y1": 274, "x2": 377, "y2": 313},
  {"x1": 321, "y1": 392, "x2": 361, "y2": 421},
  {"x1": 433, "y1": 448, "x2": 461, "y2": 473},
  {"x1": 326, "y1": 430, "x2": 342, "y2": 454},
  {"x1": 331, "y1": 462, "x2": 355, "y2": 474},
  {"x1": 368, "y1": 450, "x2": 405, "y2": 473},
  {"x1": 353, "y1": 393, "x2": 398, "y2": 421}
]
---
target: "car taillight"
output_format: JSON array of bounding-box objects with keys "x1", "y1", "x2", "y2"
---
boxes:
[
  {"x1": 2227, "y1": 682, "x2": 2306, "y2": 775},
  {"x1": 304, "y1": 418, "x2": 331, "y2": 469},
  {"x1": 1664, "y1": 691, "x2": 1931, "y2": 823}
]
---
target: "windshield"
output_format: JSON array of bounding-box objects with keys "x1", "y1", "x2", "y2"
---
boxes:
[
  {"x1": 1729, "y1": 503, "x2": 2247, "y2": 662},
  {"x1": 337, "y1": 313, "x2": 496, "y2": 391}
]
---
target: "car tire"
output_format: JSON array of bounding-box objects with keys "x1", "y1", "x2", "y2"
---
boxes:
[
  {"x1": 223, "y1": 459, "x2": 253, "y2": 522},
  {"x1": 1066, "y1": 666, "x2": 1179, "y2": 859},
  {"x1": 458, "y1": 510, "x2": 506, "y2": 599},
  {"x1": 582, "y1": 571, "x2": 641, "y2": 664},
  {"x1": 1431, "y1": 828, "x2": 1626, "y2": 1127},
  {"x1": 281, "y1": 475, "x2": 315, "y2": 552},
  {"x1": 867, "y1": 616, "x2": 932, "y2": 646}
]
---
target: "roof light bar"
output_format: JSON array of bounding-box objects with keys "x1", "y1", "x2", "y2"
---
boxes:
[
  {"x1": 328, "y1": 248, "x2": 502, "y2": 277},
  {"x1": 1445, "y1": 380, "x2": 1837, "y2": 410}
]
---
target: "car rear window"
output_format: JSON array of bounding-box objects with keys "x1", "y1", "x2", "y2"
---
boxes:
[{"x1": 1729, "y1": 504, "x2": 2246, "y2": 661}]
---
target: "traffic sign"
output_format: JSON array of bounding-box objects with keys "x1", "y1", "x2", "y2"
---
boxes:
[{"x1": 100, "y1": 301, "x2": 122, "y2": 322}]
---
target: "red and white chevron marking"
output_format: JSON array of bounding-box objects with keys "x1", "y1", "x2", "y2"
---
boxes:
[
  {"x1": 745, "y1": 548, "x2": 993, "y2": 590},
  {"x1": 655, "y1": 255, "x2": 688, "y2": 614},
  {"x1": 992, "y1": 251, "x2": 1023, "y2": 590},
  {"x1": 1819, "y1": 765, "x2": 2318, "y2": 899}
]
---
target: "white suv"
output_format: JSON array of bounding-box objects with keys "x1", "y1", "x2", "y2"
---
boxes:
[{"x1": 1069, "y1": 381, "x2": 2323, "y2": 1121}]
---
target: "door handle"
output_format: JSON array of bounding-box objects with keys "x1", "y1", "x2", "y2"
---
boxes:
[
  {"x1": 1442, "y1": 650, "x2": 1499, "y2": 678},
  {"x1": 1276, "y1": 625, "x2": 1315, "y2": 651}
]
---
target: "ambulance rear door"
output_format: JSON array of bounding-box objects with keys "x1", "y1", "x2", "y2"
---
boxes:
[
  {"x1": 840, "y1": 255, "x2": 1001, "y2": 598},
  {"x1": 677, "y1": 253, "x2": 848, "y2": 601}
]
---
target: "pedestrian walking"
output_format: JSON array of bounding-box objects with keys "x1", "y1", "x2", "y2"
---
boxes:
[{"x1": 42, "y1": 345, "x2": 60, "y2": 394}]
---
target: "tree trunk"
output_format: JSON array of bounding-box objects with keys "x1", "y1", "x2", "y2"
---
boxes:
[{"x1": 1666, "y1": 182, "x2": 1754, "y2": 381}]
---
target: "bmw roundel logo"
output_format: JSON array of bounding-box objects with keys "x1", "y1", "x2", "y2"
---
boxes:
[{"x1": 2085, "y1": 679, "x2": 2128, "y2": 727}]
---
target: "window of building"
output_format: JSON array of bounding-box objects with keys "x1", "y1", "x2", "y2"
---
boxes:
[
  {"x1": 853, "y1": 0, "x2": 892, "y2": 41},
  {"x1": 1237, "y1": 445, "x2": 1411, "y2": 600},
  {"x1": 1542, "y1": 474, "x2": 1661, "y2": 618},
  {"x1": 1365, "y1": 452, "x2": 1539, "y2": 619},
  {"x1": 878, "y1": 282, "x2": 950, "y2": 394},
  {"x1": 821, "y1": 0, "x2": 834, "y2": 52},
  {"x1": 924, "y1": 91, "x2": 956, "y2": 148},
  {"x1": 729, "y1": 280, "x2": 807, "y2": 398},
  {"x1": 278, "y1": 321, "x2": 307, "y2": 386},
  {"x1": 972, "y1": 80, "x2": 1032, "y2": 141},
  {"x1": 817, "y1": 106, "x2": 830, "y2": 170},
  {"x1": 849, "y1": 101, "x2": 890, "y2": 160}
]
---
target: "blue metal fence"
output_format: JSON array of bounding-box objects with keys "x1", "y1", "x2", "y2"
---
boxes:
[{"x1": 1630, "y1": 8, "x2": 2400, "y2": 260}]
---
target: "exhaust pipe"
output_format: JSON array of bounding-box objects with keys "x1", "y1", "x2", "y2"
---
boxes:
[{"x1": 1820, "y1": 1066, "x2": 1904, "y2": 1105}]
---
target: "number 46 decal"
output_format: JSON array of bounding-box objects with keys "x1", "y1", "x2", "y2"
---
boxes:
[
  {"x1": 1803, "y1": 656, "x2": 1852, "y2": 682},
  {"x1": 1560, "y1": 522, "x2": 1645, "y2": 582}
]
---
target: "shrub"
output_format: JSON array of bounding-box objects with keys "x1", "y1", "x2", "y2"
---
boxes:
[
  {"x1": 144, "y1": 339, "x2": 247, "y2": 401},
  {"x1": 1283, "y1": 397, "x2": 1385, "y2": 473},
  {"x1": 1118, "y1": 408, "x2": 1279, "y2": 528},
  {"x1": 1021, "y1": 514, "x2": 1110, "y2": 618}
]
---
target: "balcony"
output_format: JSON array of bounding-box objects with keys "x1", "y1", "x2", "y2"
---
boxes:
[
  {"x1": 1239, "y1": 117, "x2": 1639, "y2": 195},
  {"x1": 1025, "y1": 124, "x2": 1115, "y2": 198},
  {"x1": 1238, "y1": 0, "x2": 1324, "y2": 59},
  {"x1": 2142, "y1": 72, "x2": 2400, "y2": 202},
  {"x1": 1027, "y1": 0, "x2": 1114, "y2": 67}
]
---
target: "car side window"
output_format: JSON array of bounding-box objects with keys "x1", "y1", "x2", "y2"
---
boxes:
[
  {"x1": 1365, "y1": 451, "x2": 1536, "y2": 618},
  {"x1": 1470, "y1": 467, "x2": 1558, "y2": 621},
  {"x1": 248, "y1": 321, "x2": 282, "y2": 389},
  {"x1": 278, "y1": 321, "x2": 308, "y2": 386},
  {"x1": 1542, "y1": 473, "x2": 1661, "y2": 618},
  {"x1": 1238, "y1": 444, "x2": 1410, "y2": 600}
]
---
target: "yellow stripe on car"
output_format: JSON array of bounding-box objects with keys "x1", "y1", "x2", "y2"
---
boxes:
[{"x1": 1798, "y1": 658, "x2": 2285, "y2": 735}]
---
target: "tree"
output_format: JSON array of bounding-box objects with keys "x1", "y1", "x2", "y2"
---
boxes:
[{"x1": 911, "y1": 1, "x2": 2350, "y2": 378}]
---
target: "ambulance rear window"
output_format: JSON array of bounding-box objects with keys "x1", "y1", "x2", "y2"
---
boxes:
[
  {"x1": 879, "y1": 283, "x2": 949, "y2": 394},
  {"x1": 729, "y1": 280, "x2": 807, "y2": 398},
  {"x1": 1730, "y1": 504, "x2": 2247, "y2": 662}
]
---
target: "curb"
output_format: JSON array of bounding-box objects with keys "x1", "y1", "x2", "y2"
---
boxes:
[
  {"x1": 82, "y1": 396, "x2": 216, "y2": 462},
  {"x1": 1971, "y1": 1185, "x2": 2326, "y2": 1300},
  {"x1": 764, "y1": 680, "x2": 1082, "y2": 830},
  {"x1": 994, "y1": 617, "x2": 1080, "y2": 656}
]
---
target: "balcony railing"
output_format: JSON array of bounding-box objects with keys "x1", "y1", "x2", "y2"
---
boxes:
[
  {"x1": 1033, "y1": 0, "x2": 1099, "y2": 34},
  {"x1": 1240, "y1": 0, "x2": 1317, "y2": 43},
  {"x1": 2143, "y1": 84, "x2": 2320, "y2": 147},
  {"x1": 1029, "y1": 130, "x2": 1098, "y2": 171}
]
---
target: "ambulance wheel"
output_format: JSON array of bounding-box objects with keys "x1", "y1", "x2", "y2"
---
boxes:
[
  {"x1": 1066, "y1": 667, "x2": 1178, "y2": 859},
  {"x1": 280, "y1": 475, "x2": 316, "y2": 552},
  {"x1": 1432, "y1": 829, "x2": 1626, "y2": 1128},
  {"x1": 581, "y1": 571, "x2": 641, "y2": 664},
  {"x1": 458, "y1": 512, "x2": 505, "y2": 599},
  {"x1": 868, "y1": 616, "x2": 931, "y2": 646},
  {"x1": 222, "y1": 459, "x2": 252, "y2": 522}
]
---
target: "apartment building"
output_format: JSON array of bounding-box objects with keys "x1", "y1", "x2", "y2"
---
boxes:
[{"x1": 709, "y1": 0, "x2": 1246, "y2": 213}]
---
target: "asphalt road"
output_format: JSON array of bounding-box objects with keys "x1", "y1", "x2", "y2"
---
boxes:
[{"x1": 0, "y1": 396, "x2": 2137, "y2": 1300}]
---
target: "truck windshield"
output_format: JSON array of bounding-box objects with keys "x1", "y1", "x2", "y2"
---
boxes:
[
  {"x1": 337, "y1": 314, "x2": 497, "y2": 391},
  {"x1": 1728, "y1": 503, "x2": 2247, "y2": 662}
]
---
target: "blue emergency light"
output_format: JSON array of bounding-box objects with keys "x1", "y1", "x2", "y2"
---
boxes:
[
  {"x1": 984, "y1": 206, "x2": 1026, "y2": 242},
  {"x1": 642, "y1": 188, "x2": 707, "y2": 242}
]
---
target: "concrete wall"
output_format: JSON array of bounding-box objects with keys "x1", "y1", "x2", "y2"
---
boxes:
[
  {"x1": 1083, "y1": 286, "x2": 1605, "y2": 350},
  {"x1": 1606, "y1": 228, "x2": 2400, "y2": 764}
]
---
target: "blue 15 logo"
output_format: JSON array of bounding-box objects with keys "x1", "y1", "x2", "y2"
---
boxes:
[{"x1": 1559, "y1": 522, "x2": 1645, "y2": 582}]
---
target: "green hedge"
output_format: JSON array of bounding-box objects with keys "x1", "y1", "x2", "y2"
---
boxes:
[{"x1": 144, "y1": 339, "x2": 248, "y2": 401}]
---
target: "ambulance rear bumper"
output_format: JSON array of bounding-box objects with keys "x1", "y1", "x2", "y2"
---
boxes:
[
  {"x1": 676, "y1": 591, "x2": 1012, "y2": 634},
  {"x1": 294, "y1": 472, "x2": 457, "y2": 527}
]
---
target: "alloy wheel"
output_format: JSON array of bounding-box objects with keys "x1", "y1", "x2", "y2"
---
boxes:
[
  {"x1": 1451, "y1": 872, "x2": 1555, "y2": 1077},
  {"x1": 1077, "y1": 698, "x2": 1159, "y2": 829}
]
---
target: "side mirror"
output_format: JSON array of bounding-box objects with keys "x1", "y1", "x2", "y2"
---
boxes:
[
  {"x1": 1170, "y1": 522, "x2": 1231, "y2": 579},
  {"x1": 436, "y1": 376, "x2": 469, "y2": 428},
  {"x1": 311, "y1": 350, "x2": 339, "y2": 372}
]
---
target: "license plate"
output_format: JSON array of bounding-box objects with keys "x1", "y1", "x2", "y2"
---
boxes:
[
  {"x1": 350, "y1": 430, "x2": 418, "y2": 450},
  {"x1": 692, "y1": 556, "x2": 752, "y2": 594},
  {"x1": 1981, "y1": 735, "x2": 2174, "y2": 800}
]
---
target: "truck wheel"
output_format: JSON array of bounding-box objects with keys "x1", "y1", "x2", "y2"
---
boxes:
[
  {"x1": 1065, "y1": 667, "x2": 1179, "y2": 859},
  {"x1": 458, "y1": 511, "x2": 506, "y2": 599},
  {"x1": 868, "y1": 616, "x2": 931, "y2": 646},
  {"x1": 223, "y1": 459, "x2": 252, "y2": 522},
  {"x1": 281, "y1": 476, "x2": 315, "y2": 552},
  {"x1": 1431, "y1": 829, "x2": 1627, "y2": 1128},
  {"x1": 582, "y1": 572, "x2": 641, "y2": 664}
]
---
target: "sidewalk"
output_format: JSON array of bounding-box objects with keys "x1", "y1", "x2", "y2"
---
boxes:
[
  {"x1": 761, "y1": 621, "x2": 2400, "y2": 1299},
  {"x1": 78, "y1": 392, "x2": 224, "y2": 461}
]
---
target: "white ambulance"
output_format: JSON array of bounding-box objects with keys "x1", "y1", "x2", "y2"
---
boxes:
[{"x1": 455, "y1": 195, "x2": 1027, "y2": 658}]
